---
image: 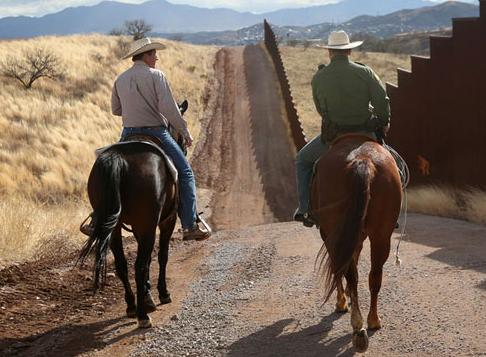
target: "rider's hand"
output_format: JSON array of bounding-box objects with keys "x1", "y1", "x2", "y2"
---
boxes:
[
  {"x1": 383, "y1": 124, "x2": 390, "y2": 134},
  {"x1": 185, "y1": 133, "x2": 194, "y2": 147}
]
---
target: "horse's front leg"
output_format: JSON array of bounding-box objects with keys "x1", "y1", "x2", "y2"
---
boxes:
[
  {"x1": 346, "y1": 261, "x2": 369, "y2": 353},
  {"x1": 158, "y1": 215, "x2": 177, "y2": 304},
  {"x1": 134, "y1": 230, "x2": 156, "y2": 328},
  {"x1": 110, "y1": 227, "x2": 136, "y2": 318}
]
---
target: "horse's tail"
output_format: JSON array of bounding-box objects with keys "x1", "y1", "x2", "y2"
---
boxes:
[
  {"x1": 317, "y1": 158, "x2": 374, "y2": 302},
  {"x1": 78, "y1": 150, "x2": 127, "y2": 291}
]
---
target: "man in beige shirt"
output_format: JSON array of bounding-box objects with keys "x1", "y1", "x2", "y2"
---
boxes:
[{"x1": 112, "y1": 38, "x2": 210, "y2": 240}]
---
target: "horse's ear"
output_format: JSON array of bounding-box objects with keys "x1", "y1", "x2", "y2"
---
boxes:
[{"x1": 179, "y1": 100, "x2": 189, "y2": 115}]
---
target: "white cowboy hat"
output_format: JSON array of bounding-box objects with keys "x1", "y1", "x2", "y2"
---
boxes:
[
  {"x1": 318, "y1": 31, "x2": 363, "y2": 50},
  {"x1": 122, "y1": 37, "x2": 166, "y2": 60}
]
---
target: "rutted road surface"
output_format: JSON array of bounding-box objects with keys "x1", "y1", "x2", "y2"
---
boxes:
[
  {"x1": 191, "y1": 45, "x2": 298, "y2": 230},
  {"x1": 1, "y1": 45, "x2": 485, "y2": 356}
]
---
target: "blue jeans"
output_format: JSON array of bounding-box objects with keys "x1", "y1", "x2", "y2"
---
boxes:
[
  {"x1": 121, "y1": 126, "x2": 197, "y2": 229},
  {"x1": 295, "y1": 135, "x2": 329, "y2": 215}
]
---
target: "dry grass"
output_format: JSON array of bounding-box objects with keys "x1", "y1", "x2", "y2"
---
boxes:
[
  {"x1": 0, "y1": 196, "x2": 90, "y2": 267},
  {"x1": 279, "y1": 46, "x2": 410, "y2": 138},
  {"x1": 0, "y1": 34, "x2": 217, "y2": 265},
  {"x1": 408, "y1": 186, "x2": 486, "y2": 225}
]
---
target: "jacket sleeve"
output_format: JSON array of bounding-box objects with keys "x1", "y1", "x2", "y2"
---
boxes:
[
  {"x1": 111, "y1": 82, "x2": 122, "y2": 116},
  {"x1": 311, "y1": 74, "x2": 325, "y2": 118},
  {"x1": 155, "y1": 71, "x2": 190, "y2": 138},
  {"x1": 368, "y1": 69, "x2": 390, "y2": 126}
]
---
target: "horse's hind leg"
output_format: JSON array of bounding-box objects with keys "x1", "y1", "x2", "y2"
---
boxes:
[
  {"x1": 346, "y1": 261, "x2": 368, "y2": 353},
  {"x1": 134, "y1": 228, "x2": 157, "y2": 328},
  {"x1": 158, "y1": 214, "x2": 177, "y2": 304},
  {"x1": 367, "y1": 229, "x2": 392, "y2": 330},
  {"x1": 338, "y1": 240, "x2": 364, "y2": 312},
  {"x1": 110, "y1": 226, "x2": 136, "y2": 318},
  {"x1": 335, "y1": 279, "x2": 348, "y2": 313}
]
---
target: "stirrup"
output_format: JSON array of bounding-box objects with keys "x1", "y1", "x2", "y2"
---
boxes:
[
  {"x1": 196, "y1": 212, "x2": 212, "y2": 234},
  {"x1": 80, "y1": 214, "x2": 94, "y2": 236}
]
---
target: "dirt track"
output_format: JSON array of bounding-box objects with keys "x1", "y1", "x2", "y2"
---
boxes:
[
  {"x1": 1, "y1": 46, "x2": 485, "y2": 356},
  {"x1": 192, "y1": 45, "x2": 297, "y2": 230}
]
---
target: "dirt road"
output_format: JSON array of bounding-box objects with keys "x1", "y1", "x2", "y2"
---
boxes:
[
  {"x1": 192, "y1": 45, "x2": 297, "y2": 230},
  {"x1": 1, "y1": 46, "x2": 485, "y2": 356}
]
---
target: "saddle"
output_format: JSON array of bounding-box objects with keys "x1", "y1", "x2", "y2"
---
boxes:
[
  {"x1": 95, "y1": 134, "x2": 178, "y2": 182},
  {"x1": 330, "y1": 133, "x2": 376, "y2": 147}
]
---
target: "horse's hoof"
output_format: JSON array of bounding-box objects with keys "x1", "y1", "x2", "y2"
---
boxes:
[
  {"x1": 144, "y1": 294, "x2": 157, "y2": 313},
  {"x1": 367, "y1": 317, "x2": 382, "y2": 330},
  {"x1": 144, "y1": 302, "x2": 157, "y2": 313},
  {"x1": 159, "y1": 294, "x2": 172, "y2": 305},
  {"x1": 138, "y1": 317, "x2": 153, "y2": 329},
  {"x1": 126, "y1": 306, "x2": 137, "y2": 318},
  {"x1": 335, "y1": 304, "x2": 349, "y2": 313},
  {"x1": 352, "y1": 328, "x2": 369, "y2": 353}
]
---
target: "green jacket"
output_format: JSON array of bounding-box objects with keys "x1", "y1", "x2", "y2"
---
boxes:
[{"x1": 311, "y1": 55, "x2": 390, "y2": 139}]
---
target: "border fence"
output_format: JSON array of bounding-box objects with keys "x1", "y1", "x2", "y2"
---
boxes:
[
  {"x1": 386, "y1": 0, "x2": 486, "y2": 188},
  {"x1": 263, "y1": 20, "x2": 307, "y2": 151}
]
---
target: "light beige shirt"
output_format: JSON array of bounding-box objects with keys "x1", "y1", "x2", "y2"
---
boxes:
[{"x1": 111, "y1": 61, "x2": 190, "y2": 138}]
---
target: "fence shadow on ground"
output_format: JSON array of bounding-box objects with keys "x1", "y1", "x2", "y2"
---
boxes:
[{"x1": 226, "y1": 313, "x2": 368, "y2": 357}]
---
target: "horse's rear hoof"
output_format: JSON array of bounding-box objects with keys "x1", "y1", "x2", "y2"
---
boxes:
[
  {"x1": 352, "y1": 328, "x2": 369, "y2": 353},
  {"x1": 144, "y1": 302, "x2": 157, "y2": 313},
  {"x1": 159, "y1": 294, "x2": 172, "y2": 305},
  {"x1": 138, "y1": 317, "x2": 153, "y2": 329},
  {"x1": 126, "y1": 306, "x2": 137, "y2": 318},
  {"x1": 144, "y1": 293, "x2": 157, "y2": 313}
]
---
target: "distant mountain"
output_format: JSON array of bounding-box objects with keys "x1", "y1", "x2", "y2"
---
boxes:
[
  {"x1": 0, "y1": 0, "x2": 260, "y2": 38},
  {"x1": 264, "y1": 0, "x2": 435, "y2": 26},
  {"x1": 0, "y1": 0, "x2": 464, "y2": 39},
  {"x1": 156, "y1": 1, "x2": 479, "y2": 46}
]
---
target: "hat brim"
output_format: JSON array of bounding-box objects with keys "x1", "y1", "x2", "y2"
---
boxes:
[
  {"x1": 122, "y1": 42, "x2": 166, "y2": 60},
  {"x1": 316, "y1": 41, "x2": 363, "y2": 50}
]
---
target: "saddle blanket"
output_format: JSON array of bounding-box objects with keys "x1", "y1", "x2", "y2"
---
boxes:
[{"x1": 95, "y1": 141, "x2": 178, "y2": 182}]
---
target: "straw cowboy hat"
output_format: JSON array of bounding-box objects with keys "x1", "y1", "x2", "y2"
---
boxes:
[
  {"x1": 122, "y1": 37, "x2": 166, "y2": 59},
  {"x1": 318, "y1": 30, "x2": 363, "y2": 50}
]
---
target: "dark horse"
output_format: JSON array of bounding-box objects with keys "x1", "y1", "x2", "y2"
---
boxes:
[
  {"x1": 311, "y1": 134, "x2": 402, "y2": 352},
  {"x1": 78, "y1": 102, "x2": 189, "y2": 328}
]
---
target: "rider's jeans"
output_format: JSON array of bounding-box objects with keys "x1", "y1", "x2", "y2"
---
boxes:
[
  {"x1": 295, "y1": 134, "x2": 329, "y2": 215},
  {"x1": 121, "y1": 126, "x2": 197, "y2": 229}
]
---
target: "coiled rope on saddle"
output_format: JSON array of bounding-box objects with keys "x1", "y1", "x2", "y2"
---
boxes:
[{"x1": 384, "y1": 143, "x2": 410, "y2": 267}]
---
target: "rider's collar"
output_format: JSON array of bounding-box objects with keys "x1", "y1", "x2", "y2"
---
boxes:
[
  {"x1": 133, "y1": 60, "x2": 148, "y2": 67},
  {"x1": 331, "y1": 55, "x2": 350, "y2": 63}
]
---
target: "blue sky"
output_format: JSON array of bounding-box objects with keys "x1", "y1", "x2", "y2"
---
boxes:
[{"x1": 0, "y1": 0, "x2": 470, "y2": 18}]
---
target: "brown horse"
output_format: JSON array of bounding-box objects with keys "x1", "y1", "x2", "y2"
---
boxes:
[
  {"x1": 78, "y1": 142, "x2": 177, "y2": 328},
  {"x1": 311, "y1": 134, "x2": 402, "y2": 352},
  {"x1": 78, "y1": 101, "x2": 191, "y2": 328}
]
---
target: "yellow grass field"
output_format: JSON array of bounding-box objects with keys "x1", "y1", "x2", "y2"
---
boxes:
[
  {"x1": 0, "y1": 35, "x2": 217, "y2": 265},
  {"x1": 280, "y1": 46, "x2": 486, "y2": 225}
]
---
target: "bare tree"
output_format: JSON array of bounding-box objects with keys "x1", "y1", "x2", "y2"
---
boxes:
[
  {"x1": 108, "y1": 27, "x2": 124, "y2": 36},
  {"x1": 124, "y1": 19, "x2": 153, "y2": 40},
  {"x1": 0, "y1": 48, "x2": 64, "y2": 89}
]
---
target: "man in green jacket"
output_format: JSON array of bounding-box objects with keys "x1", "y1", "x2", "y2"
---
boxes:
[{"x1": 294, "y1": 30, "x2": 391, "y2": 227}]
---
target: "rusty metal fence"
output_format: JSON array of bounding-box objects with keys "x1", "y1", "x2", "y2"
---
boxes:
[
  {"x1": 386, "y1": 0, "x2": 486, "y2": 188},
  {"x1": 263, "y1": 20, "x2": 307, "y2": 151}
]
